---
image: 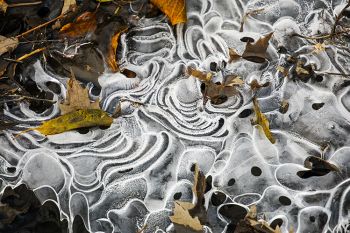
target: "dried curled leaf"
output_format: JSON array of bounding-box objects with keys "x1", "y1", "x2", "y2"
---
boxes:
[
  {"x1": 0, "y1": 36, "x2": 18, "y2": 56},
  {"x1": 252, "y1": 97, "x2": 275, "y2": 144},
  {"x1": 59, "y1": 11, "x2": 97, "y2": 38},
  {"x1": 61, "y1": 0, "x2": 76, "y2": 15},
  {"x1": 242, "y1": 32, "x2": 274, "y2": 63},
  {"x1": 0, "y1": 0, "x2": 7, "y2": 13},
  {"x1": 150, "y1": 0, "x2": 187, "y2": 25},
  {"x1": 33, "y1": 109, "x2": 113, "y2": 135},
  {"x1": 59, "y1": 70, "x2": 100, "y2": 115},
  {"x1": 187, "y1": 67, "x2": 212, "y2": 82},
  {"x1": 107, "y1": 29, "x2": 127, "y2": 72}
]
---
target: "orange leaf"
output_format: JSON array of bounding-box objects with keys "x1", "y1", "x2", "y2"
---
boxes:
[
  {"x1": 107, "y1": 28, "x2": 127, "y2": 72},
  {"x1": 59, "y1": 11, "x2": 97, "y2": 38},
  {"x1": 150, "y1": 0, "x2": 187, "y2": 25},
  {"x1": 252, "y1": 97, "x2": 275, "y2": 144}
]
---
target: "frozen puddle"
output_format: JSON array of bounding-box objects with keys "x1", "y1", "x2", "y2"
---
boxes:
[{"x1": 1, "y1": 0, "x2": 350, "y2": 232}]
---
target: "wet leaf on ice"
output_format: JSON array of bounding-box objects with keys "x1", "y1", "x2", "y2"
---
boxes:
[
  {"x1": 32, "y1": 109, "x2": 113, "y2": 135},
  {"x1": 59, "y1": 69, "x2": 100, "y2": 115},
  {"x1": 59, "y1": 11, "x2": 97, "y2": 38},
  {"x1": 0, "y1": 0, "x2": 7, "y2": 13},
  {"x1": 187, "y1": 67, "x2": 212, "y2": 82},
  {"x1": 107, "y1": 28, "x2": 127, "y2": 72},
  {"x1": 150, "y1": 0, "x2": 187, "y2": 25},
  {"x1": 0, "y1": 36, "x2": 18, "y2": 56},
  {"x1": 252, "y1": 97, "x2": 275, "y2": 144},
  {"x1": 313, "y1": 43, "x2": 326, "y2": 53},
  {"x1": 241, "y1": 32, "x2": 274, "y2": 63},
  {"x1": 297, "y1": 156, "x2": 340, "y2": 179},
  {"x1": 61, "y1": 0, "x2": 76, "y2": 15},
  {"x1": 229, "y1": 48, "x2": 241, "y2": 63},
  {"x1": 169, "y1": 164, "x2": 207, "y2": 232},
  {"x1": 249, "y1": 79, "x2": 270, "y2": 92}
]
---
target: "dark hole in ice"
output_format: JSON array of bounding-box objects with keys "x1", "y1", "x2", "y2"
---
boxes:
[
  {"x1": 99, "y1": 125, "x2": 110, "y2": 130},
  {"x1": 73, "y1": 215, "x2": 89, "y2": 233},
  {"x1": 190, "y1": 164, "x2": 196, "y2": 172},
  {"x1": 200, "y1": 83, "x2": 206, "y2": 93},
  {"x1": 240, "y1": 37, "x2": 255, "y2": 43},
  {"x1": 118, "y1": 168, "x2": 133, "y2": 173},
  {"x1": 226, "y1": 223, "x2": 236, "y2": 232},
  {"x1": 314, "y1": 75, "x2": 323, "y2": 82},
  {"x1": 173, "y1": 192, "x2": 182, "y2": 200},
  {"x1": 218, "y1": 118, "x2": 225, "y2": 128},
  {"x1": 218, "y1": 203, "x2": 248, "y2": 224},
  {"x1": 277, "y1": 46, "x2": 288, "y2": 54},
  {"x1": 310, "y1": 216, "x2": 316, "y2": 222},
  {"x1": 121, "y1": 69, "x2": 137, "y2": 78},
  {"x1": 279, "y1": 196, "x2": 292, "y2": 206},
  {"x1": 251, "y1": 166, "x2": 262, "y2": 176},
  {"x1": 312, "y1": 103, "x2": 325, "y2": 110},
  {"x1": 270, "y1": 218, "x2": 283, "y2": 229},
  {"x1": 210, "y1": 62, "x2": 218, "y2": 72},
  {"x1": 211, "y1": 95, "x2": 228, "y2": 105},
  {"x1": 46, "y1": 81, "x2": 61, "y2": 94},
  {"x1": 211, "y1": 191, "x2": 226, "y2": 206},
  {"x1": 227, "y1": 178, "x2": 236, "y2": 186},
  {"x1": 6, "y1": 167, "x2": 16, "y2": 173},
  {"x1": 205, "y1": 175, "x2": 212, "y2": 193},
  {"x1": 222, "y1": 60, "x2": 227, "y2": 68},
  {"x1": 238, "y1": 109, "x2": 253, "y2": 118},
  {"x1": 77, "y1": 128, "x2": 90, "y2": 134},
  {"x1": 37, "y1": 7, "x2": 50, "y2": 18},
  {"x1": 91, "y1": 86, "x2": 101, "y2": 96}
]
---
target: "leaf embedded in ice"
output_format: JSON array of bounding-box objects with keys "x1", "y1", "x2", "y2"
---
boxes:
[
  {"x1": 0, "y1": 36, "x2": 18, "y2": 56},
  {"x1": 107, "y1": 28, "x2": 127, "y2": 72},
  {"x1": 59, "y1": 11, "x2": 97, "y2": 38},
  {"x1": 242, "y1": 32, "x2": 274, "y2": 63},
  {"x1": 252, "y1": 97, "x2": 275, "y2": 144},
  {"x1": 150, "y1": 0, "x2": 187, "y2": 25}
]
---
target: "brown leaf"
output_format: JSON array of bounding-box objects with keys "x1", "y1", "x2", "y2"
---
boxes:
[
  {"x1": 242, "y1": 32, "x2": 274, "y2": 63},
  {"x1": 297, "y1": 156, "x2": 340, "y2": 179},
  {"x1": 59, "y1": 11, "x2": 97, "y2": 38},
  {"x1": 61, "y1": 0, "x2": 76, "y2": 15},
  {"x1": 249, "y1": 79, "x2": 270, "y2": 92},
  {"x1": 32, "y1": 109, "x2": 113, "y2": 135},
  {"x1": 187, "y1": 67, "x2": 213, "y2": 82},
  {"x1": 0, "y1": 0, "x2": 7, "y2": 13},
  {"x1": 252, "y1": 97, "x2": 275, "y2": 144},
  {"x1": 279, "y1": 100, "x2": 289, "y2": 114},
  {"x1": 0, "y1": 36, "x2": 18, "y2": 56},
  {"x1": 59, "y1": 69, "x2": 100, "y2": 115},
  {"x1": 107, "y1": 28, "x2": 127, "y2": 72},
  {"x1": 229, "y1": 48, "x2": 241, "y2": 63},
  {"x1": 150, "y1": 0, "x2": 187, "y2": 25}
]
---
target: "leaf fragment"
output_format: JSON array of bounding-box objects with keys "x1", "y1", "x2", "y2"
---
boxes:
[
  {"x1": 61, "y1": 0, "x2": 76, "y2": 15},
  {"x1": 229, "y1": 48, "x2": 241, "y2": 63},
  {"x1": 0, "y1": 0, "x2": 7, "y2": 13},
  {"x1": 0, "y1": 36, "x2": 18, "y2": 56},
  {"x1": 241, "y1": 32, "x2": 274, "y2": 63},
  {"x1": 252, "y1": 97, "x2": 275, "y2": 144},
  {"x1": 33, "y1": 109, "x2": 113, "y2": 135},
  {"x1": 150, "y1": 0, "x2": 187, "y2": 25},
  {"x1": 297, "y1": 156, "x2": 340, "y2": 179},
  {"x1": 313, "y1": 43, "x2": 326, "y2": 53},
  {"x1": 59, "y1": 11, "x2": 97, "y2": 38},
  {"x1": 107, "y1": 29, "x2": 127, "y2": 72},
  {"x1": 59, "y1": 70, "x2": 100, "y2": 115},
  {"x1": 169, "y1": 202, "x2": 203, "y2": 233}
]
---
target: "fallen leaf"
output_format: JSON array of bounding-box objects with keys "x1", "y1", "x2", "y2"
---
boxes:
[
  {"x1": 150, "y1": 0, "x2": 186, "y2": 25},
  {"x1": 0, "y1": 0, "x2": 7, "y2": 13},
  {"x1": 61, "y1": 0, "x2": 76, "y2": 15},
  {"x1": 187, "y1": 67, "x2": 212, "y2": 82},
  {"x1": 59, "y1": 11, "x2": 97, "y2": 38},
  {"x1": 252, "y1": 97, "x2": 275, "y2": 144},
  {"x1": 107, "y1": 29, "x2": 127, "y2": 72},
  {"x1": 225, "y1": 75, "x2": 244, "y2": 87},
  {"x1": 297, "y1": 156, "x2": 340, "y2": 179},
  {"x1": 32, "y1": 109, "x2": 113, "y2": 135},
  {"x1": 229, "y1": 48, "x2": 241, "y2": 63},
  {"x1": 0, "y1": 36, "x2": 18, "y2": 56},
  {"x1": 279, "y1": 100, "x2": 289, "y2": 114},
  {"x1": 59, "y1": 69, "x2": 100, "y2": 115},
  {"x1": 242, "y1": 32, "x2": 274, "y2": 63},
  {"x1": 249, "y1": 79, "x2": 270, "y2": 92},
  {"x1": 170, "y1": 201, "x2": 202, "y2": 233},
  {"x1": 276, "y1": 66, "x2": 289, "y2": 77},
  {"x1": 313, "y1": 43, "x2": 326, "y2": 53}
]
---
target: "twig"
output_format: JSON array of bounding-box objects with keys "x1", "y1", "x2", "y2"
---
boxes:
[
  {"x1": 315, "y1": 72, "x2": 350, "y2": 77},
  {"x1": 2, "y1": 58, "x2": 23, "y2": 63},
  {"x1": 292, "y1": 29, "x2": 350, "y2": 40},
  {"x1": 0, "y1": 95, "x2": 56, "y2": 104},
  {"x1": 16, "y1": 47, "x2": 46, "y2": 62},
  {"x1": 8, "y1": 1, "x2": 42, "y2": 8},
  {"x1": 16, "y1": 14, "x2": 65, "y2": 38}
]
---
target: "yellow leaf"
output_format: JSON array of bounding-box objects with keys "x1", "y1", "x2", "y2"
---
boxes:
[
  {"x1": 187, "y1": 67, "x2": 212, "y2": 82},
  {"x1": 33, "y1": 109, "x2": 113, "y2": 135},
  {"x1": 313, "y1": 43, "x2": 326, "y2": 53},
  {"x1": 0, "y1": 36, "x2": 18, "y2": 56},
  {"x1": 59, "y1": 70, "x2": 100, "y2": 115},
  {"x1": 169, "y1": 202, "x2": 203, "y2": 233},
  {"x1": 252, "y1": 97, "x2": 275, "y2": 144},
  {"x1": 61, "y1": 0, "x2": 76, "y2": 15},
  {"x1": 242, "y1": 32, "x2": 274, "y2": 63},
  {"x1": 107, "y1": 28, "x2": 127, "y2": 72},
  {"x1": 0, "y1": 0, "x2": 7, "y2": 13},
  {"x1": 150, "y1": 0, "x2": 187, "y2": 25}
]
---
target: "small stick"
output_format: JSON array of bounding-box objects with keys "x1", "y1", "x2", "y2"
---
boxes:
[
  {"x1": 8, "y1": 1, "x2": 42, "y2": 8},
  {"x1": 16, "y1": 47, "x2": 46, "y2": 62},
  {"x1": 292, "y1": 29, "x2": 350, "y2": 40},
  {"x1": 0, "y1": 95, "x2": 56, "y2": 104},
  {"x1": 16, "y1": 14, "x2": 65, "y2": 38},
  {"x1": 315, "y1": 72, "x2": 350, "y2": 77}
]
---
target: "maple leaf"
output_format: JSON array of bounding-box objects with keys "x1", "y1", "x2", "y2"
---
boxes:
[
  {"x1": 150, "y1": 0, "x2": 187, "y2": 25},
  {"x1": 252, "y1": 97, "x2": 275, "y2": 144},
  {"x1": 0, "y1": 36, "x2": 18, "y2": 56},
  {"x1": 59, "y1": 70, "x2": 100, "y2": 115},
  {"x1": 59, "y1": 11, "x2": 97, "y2": 38},
  {"x1": 32, "y1": 109, "x2": 113, "y2": 136},
  {"x1": 107, "y1": 28, "x2": 127, "y2": 72},
  {"x1": 0, "y1": 0, "x2": 7, "y2": 13},
  {"x1": 241, "y1": 32, "x2": 274, "y2": 63}
]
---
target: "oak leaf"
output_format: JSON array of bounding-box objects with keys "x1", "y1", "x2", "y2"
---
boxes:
[
  {"x1": 252, "y1": 97, "x2": 275, "y2": 144},
  {"x1": 32, "y1": 109, "x2": 113, "y2": 135},
  {"x1": 150, "y1": 0, "x2": 187, "y2": 25},
  {"x1": 59, "y1": 11, "x2": 97, "y2": 38},
  {"x1": 0, "y1": 36, "x2": 18, "y2": 56}
]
